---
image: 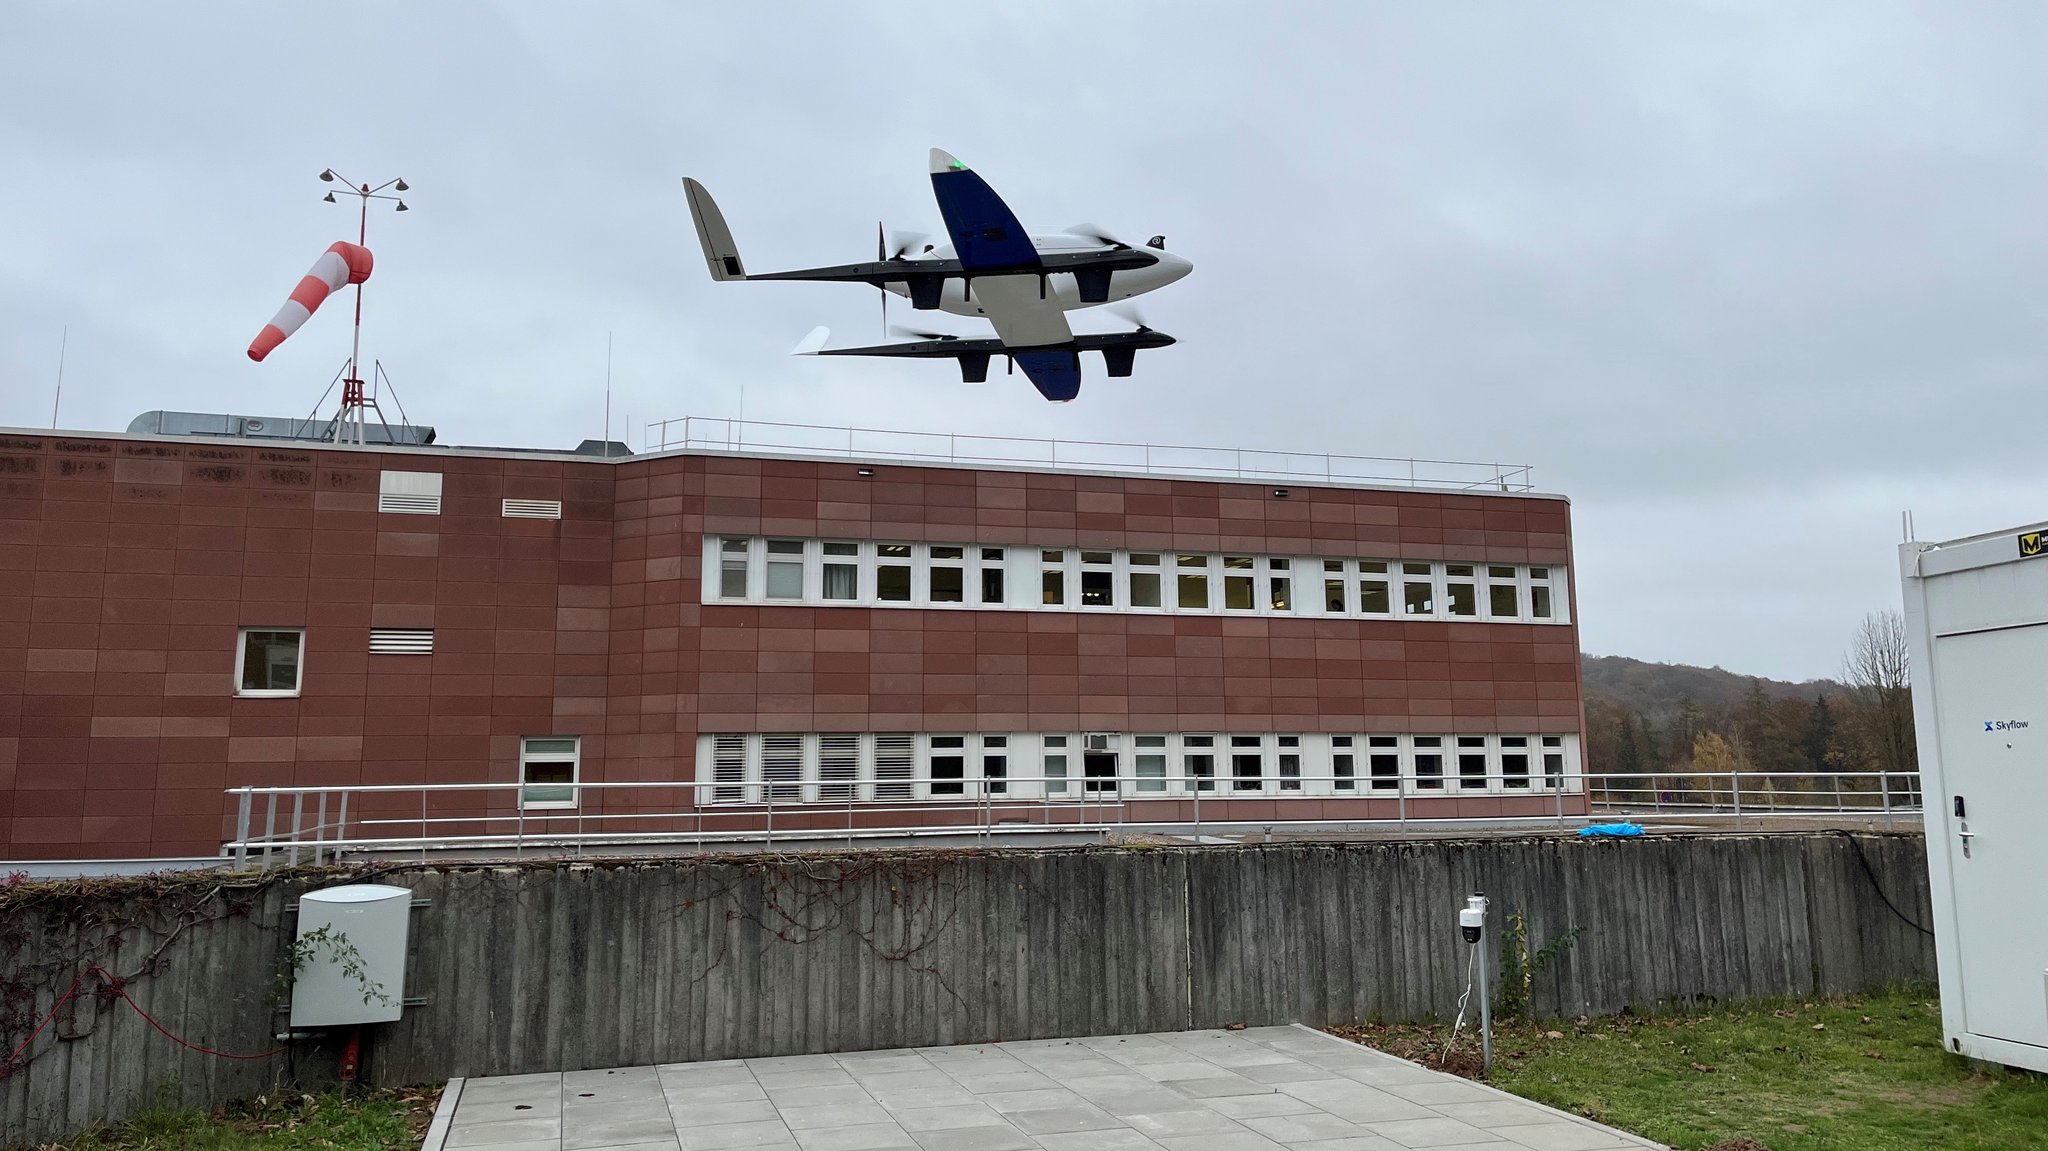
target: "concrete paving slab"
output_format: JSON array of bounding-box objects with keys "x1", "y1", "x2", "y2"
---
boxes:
[
  {"x1": 1360, "y1": 1115, "x2": 1505, "y2": 1147},
  {"x1": 447, "y1": 1117, "x2": 563, "y2": 1148},
  {"x1": 1121, "y1": 1108, "x2": 1251, "y2": 1137},
  {"x1": 1033, "y1": 1132, "x2": 1167, "y2": 1151},
  {"x1": 889, "y1": 1102, "x2": 1007, "y2": 1131},
  {"x1": 432, "y1": 1026, "x2": 1664, "y2": 1151}
]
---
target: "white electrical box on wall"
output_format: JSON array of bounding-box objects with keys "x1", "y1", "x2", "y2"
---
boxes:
[
  {"x1": 289, "y1": 884, "x2": 412, "y2": 1028},
  {"x1": 1902, "y1": 525, "x2": 2048, "y2": 1073}
]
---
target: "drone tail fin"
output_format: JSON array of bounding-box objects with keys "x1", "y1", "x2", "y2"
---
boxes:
[{"x1": 683, "y1": 177, "x2": 747, "y2": 281}]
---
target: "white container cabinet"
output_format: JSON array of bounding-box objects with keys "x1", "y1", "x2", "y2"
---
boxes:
[{"x1": 1902, "y1": 525, "x2": 2048, "y2": 1072}]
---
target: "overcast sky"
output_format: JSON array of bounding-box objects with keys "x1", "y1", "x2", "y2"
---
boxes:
[{"x1": 5, "y1": 3, "x2": 2046, "y2": 681}]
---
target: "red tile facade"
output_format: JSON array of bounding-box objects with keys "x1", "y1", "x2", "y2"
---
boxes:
[{"x1": 0, "y1": 431, "x2": 1584, "y2": 860}]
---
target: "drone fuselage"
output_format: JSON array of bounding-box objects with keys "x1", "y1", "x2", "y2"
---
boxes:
[{"x1": 880, "y1": 234, "x2": 1192, "y2": 318}]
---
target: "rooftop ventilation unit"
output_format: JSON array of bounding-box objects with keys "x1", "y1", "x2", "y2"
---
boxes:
[{"x1": 127, "y1": 410, "x2": 436, "y2": 446}]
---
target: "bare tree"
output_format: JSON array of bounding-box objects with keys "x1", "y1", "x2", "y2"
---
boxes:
[{"x1": 1842, "y1": 609, "x2": 1917, "y2": 804}]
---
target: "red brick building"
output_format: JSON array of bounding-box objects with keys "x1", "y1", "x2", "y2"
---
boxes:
[{"x1": 0, "y1": 422, "x2": 1585, "y2": 862}]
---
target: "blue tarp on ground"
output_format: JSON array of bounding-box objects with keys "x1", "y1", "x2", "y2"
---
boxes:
[{"x1": 1578, "y1": 822, "x2": 1646, "y2": 838}]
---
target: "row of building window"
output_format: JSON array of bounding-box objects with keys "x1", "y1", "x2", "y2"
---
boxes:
[
  {"x1": 675, "y1": 731, "x2": 1581, "y2": 806},
  {"x1": 706, "y1": 537, "x2": 1567, "y2": 623}
]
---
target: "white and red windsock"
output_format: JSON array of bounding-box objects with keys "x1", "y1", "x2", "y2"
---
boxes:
[{"x1": 246, "y1": 240, "x2": 374, "y2": 362}]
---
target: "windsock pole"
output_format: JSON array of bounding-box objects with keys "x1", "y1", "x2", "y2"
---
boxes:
[{"x1": 314, "y1": 169, "x2": 409, "y2": 443}]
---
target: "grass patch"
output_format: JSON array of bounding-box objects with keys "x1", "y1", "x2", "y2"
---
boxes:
[
  {"x1": 1330, "y1": 988, "x2": 2048, "y2": 1151},
  {"x1": 27, "y1": 1087, "x2": 440, "y2": 1151}
]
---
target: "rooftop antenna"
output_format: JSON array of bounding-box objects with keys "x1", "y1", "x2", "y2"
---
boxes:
[
  {"x1": 317, "y1": 168, "x2": 409, "y2": 444},
  {"x1": 603, "y1": 332, "x2": 615, "y2": 457},
  {"x1": 50, "y1": 325, "x2": 67, "y2": 430}
]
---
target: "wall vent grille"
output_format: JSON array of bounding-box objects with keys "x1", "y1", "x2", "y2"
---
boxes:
[
  {"x1": 369, "y1": 628, "x2": 434, "y2": 655},
  {"x1": 502, "y1": 498, "x2": 563, "y2": 520},
  {"x1": 377, "y1": 470, "x2": 443, "y2": 515}
]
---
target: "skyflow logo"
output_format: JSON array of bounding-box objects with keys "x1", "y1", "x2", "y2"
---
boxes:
[{"x1": 1985, "y1": 719, "x2": 2030, "y2": 732}]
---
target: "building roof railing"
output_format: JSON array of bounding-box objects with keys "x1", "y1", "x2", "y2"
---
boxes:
[{"x1": 644, "y1": 416, "x2": 1536, "y2": 492}]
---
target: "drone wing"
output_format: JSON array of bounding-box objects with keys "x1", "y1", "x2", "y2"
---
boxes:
[{"x1": 795, "y1": 323, "x2": 1175, "y2": 403}]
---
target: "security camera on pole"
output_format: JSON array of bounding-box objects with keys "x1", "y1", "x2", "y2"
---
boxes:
[{"x1": 1449, "y1": 892, "x2": 1493, "y2": 1072}]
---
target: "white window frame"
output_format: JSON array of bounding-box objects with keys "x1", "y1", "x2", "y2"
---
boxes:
[
  {"x1": 1133, "y1": 734, "x2": 1170, "y2": 794},
  {"x1": 234, "y1": 627, "x2": 305, "y2": 698},
  {"x1": 1228, "y1": 734, "x2": 1267, "y2": 794},
  {"x1": 1453, "y1": 735, "x2": 1493, "y2": 793},
  {"x1": 1499, "y1": 735, "x2": 1534, "y2": 792},
  {"x1": 1408, "y1": 735, "x2": 1448, "y2": 796},
  {"x1": 924, "y1": 733, "x2": 969, "y2": 799},
  {"x1": 979, "y1": 734, "x2": 1011, "y2": 796},
  {"x1": 520, "y1": 736, "x2": 581, "y2": 810},
  {"x1": 697, "y1": 536, "x2": 1567, "y2": 623},
  {"x1": 1041, "y1": 733, "x2": 1073, "y2": 798},
  {"x1": 1077, "y1": 548, "x2": 1118, "y2": 610},
  {"x1": 976, "y1": 547, "x2": 1008, "y2": 607}
]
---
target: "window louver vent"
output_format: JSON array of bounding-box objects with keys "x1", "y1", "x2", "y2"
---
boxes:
[
  {"x1": 711, "y1": 734, "x2": 746, "y2": 803},
  {"x1": 369, "y1": 628, "x2": 434, "y2": 654},
  {"x1": 377, "y1": 493, "x2": 440, "y2": 514},
  {"x1": 502, "y1": 498, "x2": 563, "y2": 519},
  {"x1": 873, "y1": 733, "x2": 914, "y2": 800},
  {"x1": 377, "y1": 470, "x2": 443, "y2": 515}
]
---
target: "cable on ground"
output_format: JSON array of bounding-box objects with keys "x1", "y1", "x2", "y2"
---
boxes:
[{"x1": 1442, "y1": 943, "x2": 1478, "y2": 1066}]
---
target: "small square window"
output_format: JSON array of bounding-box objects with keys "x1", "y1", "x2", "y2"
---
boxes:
[
  {"x1": 1403, "y1": 580, "x2": 1434, "y2": 615},
  {"x1": 765, "y1": 539, "x2": 804, "y2": 599},
  {"x1": 823, "y1": 543, "x2": 859, "y2": 600},
  {"x1": 1129, "y1": 554, "x2": 1162, "y2": 608},
  {"x1": 1080, "y1": 569, "x2": 1114, "y2": 606},
  {"x1": 930, "y1": 735, "x2": 966, "y2": 796},
  {"x1": 1361, "y1": 579, "x2": 1391, "y2": 614},
  {"x1": 877, "y1": 544, "x2": 912, "y2": 602},
  {"x1": 1223, "y1": 557, "x2": 1255, "y2": 609},
  {"x1": 521, "y1": 736, "x2": 579, "y2": 809},
  {"x1": 237, "y1": 629, "x2": 304, "y2": 696},
  {"x1": 719, "y1": 538, "x2": 749, "y2": 599}
]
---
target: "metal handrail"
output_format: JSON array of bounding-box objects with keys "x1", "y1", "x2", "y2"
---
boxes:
[
  {"x1": 640, "y1": 416, "x2": 1537, "y2": 492},
  {"x1": 1584, "y1": 768, "x2": 1925, "y2": 831},
  {"x1": 222, "y1": 769, "x2": 1585, "y2": 869},
  {"x1": 220, "y1": 768, "x2": 1922, "y2": 870}
]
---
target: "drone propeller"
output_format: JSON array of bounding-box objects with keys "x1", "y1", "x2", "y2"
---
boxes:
[
  {"x1": 1064, "y1": 222, "x2": 1129, "y2": 249},
  {"x1": 885, "y1": 230, "x2": 931, "y2": 260},
  {"x1": 889, "y1": 324, "x2": 957, "y2": 342},
  {"x1": 1107, "y1": 302, "x2": 1152, "y2": 331}
]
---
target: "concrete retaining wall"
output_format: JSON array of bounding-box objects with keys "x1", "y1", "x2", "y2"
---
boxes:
[{"x1": 1, "y1": 833, "x2": 1934, "y2": 1147}]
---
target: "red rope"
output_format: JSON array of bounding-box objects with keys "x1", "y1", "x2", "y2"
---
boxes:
[
  {"x1": 107, "y1": 982, "x2": 287, "y2": 1061},
  {"x1": 0, "y1": 966, "x2": 285, "y2": 1080},
  {"x1": 0, "y1": 972, "x2": 86, "y2": 1082}
]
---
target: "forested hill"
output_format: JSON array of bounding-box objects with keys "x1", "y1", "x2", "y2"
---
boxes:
[{"x1": 1582, "y1": 654, "x2": 1843, "y2": 727}]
